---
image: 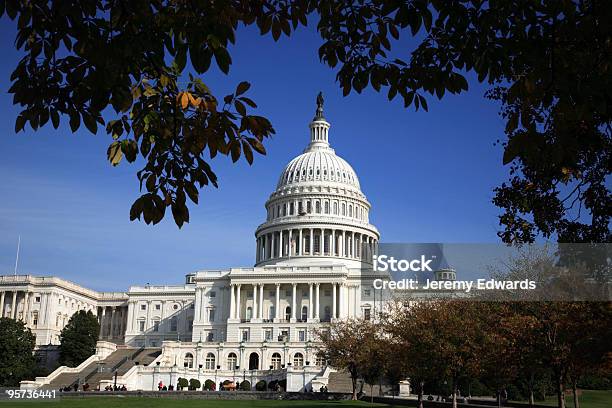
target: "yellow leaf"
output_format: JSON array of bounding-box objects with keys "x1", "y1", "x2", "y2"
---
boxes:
[{"x1": 180, "y1": 93, "x2": 189, "y2": 109}]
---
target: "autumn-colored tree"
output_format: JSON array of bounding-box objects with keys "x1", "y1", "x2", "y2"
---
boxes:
[
  {"x1": 385, "y1": 300, "x2": 487, "y2": 408},
  {"x1": 384, "y1": 300, "x2": 444, "y2": 408},
  {"x1": 315, "y1": 318, "x2": 381, "y2": 400}
]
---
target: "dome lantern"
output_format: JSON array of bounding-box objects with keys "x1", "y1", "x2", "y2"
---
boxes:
[{"x1": 306, "y1": 92, "x2": 331, "y2": 152}]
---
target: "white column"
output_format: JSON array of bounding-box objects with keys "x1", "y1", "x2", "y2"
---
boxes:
[
  {"x1": 288, "y1": 229, "x2": 292, "y2": 257},
  {"x1": 275, "y1": 284, "x2": 280, "y2": 320},
  {"x1": 194, "y1": 288, "x2": 200, "y2": 322},
  {"x1": 309, "y1": 228, "x2": 314, "y2": 254},
  {"x1": 331, "y1": 229, "x2": 336, "y2": 256},
  {"x1": 332, "y1": 284, "x2": 337, "y2": 319},
  {"x1": 101, "y1": 307, "x2": 107, "y2": 336},
  {"x1": 230, "y1": 285, "x2": 235, "y2": 320},
  {"x1": 126, "y1": 301, "x2": 134, "y2": 333},
  {"x1": 236, "y1": 284, "x2": 241, "y2": 320},
  {"x1": 110, "y1": 307, "x2": 116, "y2": 339},
  {"x1": 291, "y1": 283, "x2": 297, "y2": 321},
  {"x1": 308, "y1": 284, "x2": 313, "y2": 320},
  {"x1": 315, "y1": 283, "x2": 320, "y2": 320},
  {"x1": 271, "y1": 232, "x2": 276, "y2": 258},
  {"x1": 11, "y1": 291, "x2": 17, "y2": 319},
  {"x1": 252, "y1": 284, "x2": 258, "y2": 320},
  {"x1": 259, "y1": 284, "x2": 264, "y2": 319},
  {"x1": 22, "y1": 293, "x2": 30, "y2": 323},
  {"x1": 0, "y1": 291, "x2": 5, "y2": 317},
  {"x1": 280, "y1": 230, "x2": 285, "y2": 257},
  {"x1": 342, "y1": 230, "x2": 346, "y2": 257},
  {"x1": 298, "y1": 229, "x2": 303, "y2": 256},
  {"x1": 338, "y1": 284, "x2": 344, "y2": 318}
]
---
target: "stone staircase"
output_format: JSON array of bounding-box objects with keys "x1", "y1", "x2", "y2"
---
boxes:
[
  {"x1": 42, "y1": 347, "x2": 160, "y2": 390},
  {"x1": 326, "y1": 371, "x2": 392, "y2": 396}
]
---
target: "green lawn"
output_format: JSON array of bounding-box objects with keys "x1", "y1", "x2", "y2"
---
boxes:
[
  {"x1": 514, "y1": 389, "x2": 612, "y2": 408},
  {"x1": 0, "y1": 398, "x2": 389, "y2": 408}
]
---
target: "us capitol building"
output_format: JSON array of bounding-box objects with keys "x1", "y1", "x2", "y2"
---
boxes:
[{"x1": 3, "y1": 96, "x2": 448, "y2": 392}]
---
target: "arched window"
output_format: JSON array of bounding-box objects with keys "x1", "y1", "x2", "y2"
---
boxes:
[
  {"x1": 341, "y1": 203, "x2": 346, "y2": 215},
  {"x1": 271, "y1": 353, "x2": 282, "y2": 370},
  {"x1": 301, "y1": 306, "x2": 308, "y2": 321},
  {"x1": 333, "y1": 202, "x2": 338, "y2": 214},
  {"x1": 246, "y1": 307, "x2": 252, "y2": 320},
  {"x1": 289, "y1": 202, "x2": 294, "y2": 215},
  {"x1": 324, "y1": 201, "x2": 329, "y2": 214},
  {"x1": 306, "y1": 201, "x2": 312, "y2": 213},
  {"x1": 315, "y1": 201, "x2": 321, "y2": 213},
  {"x1": 349, "y1": 205, "x2": 353, "y2": 217},
  {"x1": 227, "y1": 353, "x2": 237, "y2": 370},
  {"x1": 205, "y1": 353, "x2": 216, "y2": 370},
  {"x1": 184, "y1": 353, "x2": 194, "y2": 369},
  {"x1": 285, "y1": 306, "x2": 291, "y2": 321},
  {"x1": 293, "y1": 353, "x2": 304, "y2": 367}
]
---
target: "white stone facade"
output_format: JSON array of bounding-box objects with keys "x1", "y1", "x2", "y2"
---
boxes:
[{"x1": 9, "y1": 98, "x2": 408, "y2": 391}]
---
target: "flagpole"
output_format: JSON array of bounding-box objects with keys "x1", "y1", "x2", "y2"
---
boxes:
[{"x1": 14, "y1": 235, "x2": 20, "y2": 276}]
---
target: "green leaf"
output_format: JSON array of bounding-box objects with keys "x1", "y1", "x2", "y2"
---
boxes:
[
  {"x1": 83, "y1": 112, "x2": 97, "y2": 134},
  {"x1": 213, "y1": 47, "x2": 231, "y2": 74},
  {"x1": 15, "y1": 114, "x2": 26, "y2": 133},
  {"x1": 69, "y1": 110, "x2": 80, "y2": 132},
  {"x1": 51, "y1": 110, "x2": 60, "y2": 129},
  {"x1": 185, "y1": 183, "x2": 199, "y2": 204},
  {"x1": 107, "y1": 141, "x2": 123, "y2": 166},
  {"x1": 236, "y1": 81, "x2": 250, "y2": 96},
  {"x1": 242, "y1": 140, "x2": 253, "y2": 165}
]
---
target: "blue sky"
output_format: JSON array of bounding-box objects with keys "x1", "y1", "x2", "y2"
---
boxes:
[{"x1": 0, "y1": 21, "x2": 508, "y2": 291}]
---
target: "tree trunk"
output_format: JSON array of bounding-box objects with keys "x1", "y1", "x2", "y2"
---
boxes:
[
  {"x1": 528, "y1": 372, "x2": 535, "y2": 408},
  {"x1": 351, "y1": 375, "x2": 358, "y2": 400},
  {"x1": 370, "y1": 384, "x2": 374, "y2": 404},
  {"x1": 556, "y1": 374, "x2": 566, "y2": 408},
  {"x1": 572, "y1": 380, "x2": 579, "y2": 408},
  {"x1": 452, "y1": 379, "x2": 458, "y2": 408},
  {"x1": 418, "y1": 381, "x2": 425, "y2": 408},
  {"x1": 497, "y1": 390, "x2": 502, "y2": 408}
]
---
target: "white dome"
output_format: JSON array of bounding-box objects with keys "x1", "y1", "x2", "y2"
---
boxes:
[
  {"x1": 254, "y1": 94, "x2": 379, "y2": 267},
  {"x1": 276, "y1": 148, "x2": 360, "y2": 190}
]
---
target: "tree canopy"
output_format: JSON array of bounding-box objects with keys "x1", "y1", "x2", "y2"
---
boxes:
[
  {"x1": 1, "y1": 0, "x2": 609, "y2": 240},
  {"x1": 0, "y1": 317, "x2": 36, "y2": 386},
  {"x1": 58, "y1": 310, "x2": 100, "y2": 367}
]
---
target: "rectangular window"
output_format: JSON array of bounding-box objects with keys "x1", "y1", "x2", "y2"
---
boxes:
[
  {"x1": 208, "y1": 309, "x2": 215, "y2": 322},
  {"x1": 139, "y1": 320, "x2": 145, "y2": 332},
  {"x1": 264, "y1": 329, "x2": 273, "y2": 341},
  {"x1": 324, "y1": 290, "x2": 331, "y2": 296},
  {"x1": 35, "y1": 296, "x2": 41, "y2": 303},
  {"x1": 363, "y1": 289, "x2": 371, "y2": 297},
  {"x1": 298, "y1": 330, "x2": 306, "y2": 342},
  {"x1": 209, "y1": 291, "x2": 216, "y2": 298},
  {"x1": 364, "y1": 308, "x2": 371, "y2": 321},
  {"x1": 140, "y1": 304, "x2": 146, "y2": 311},
  {"x1": 242, "y1": 329, "x2": 249, "y2": 341},
  {"x1": 155, "y1": 304, "x2": 161, "y2": 310},
  {"x1": 153, "y1": 320, "x2": 159, "y2": 332},
  {"x1": 206, "y1": 332, "x2": 214, "y2": 342},
  {"x1": 279, "y1": 329, "x2": 289, "y2": 342}
]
